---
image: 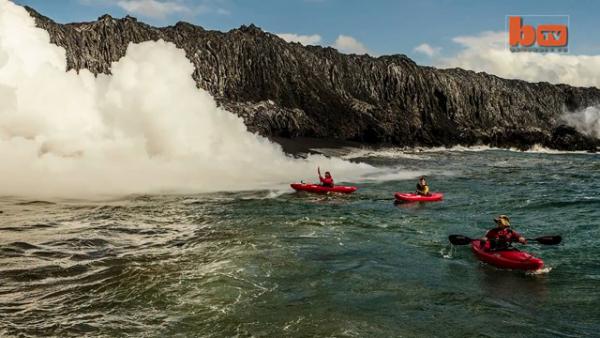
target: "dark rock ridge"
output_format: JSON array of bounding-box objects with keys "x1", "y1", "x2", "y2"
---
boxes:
[{"x1": 25, "y1": 6, "x2": 600, "y2": 151}]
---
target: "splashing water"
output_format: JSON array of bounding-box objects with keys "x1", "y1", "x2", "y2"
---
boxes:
[
  {"x1": 0, "y1": 0, "x2": 379, "y2": 199},
  {"x1": 562, "y1": 106, "x2": 600, "y2": 139},
  {"x1": 440, "y1": 243, "x2": 456, "y2": 259},
  {"x1": 525, "y1": 267, "x2": 553, "y2": 276}
]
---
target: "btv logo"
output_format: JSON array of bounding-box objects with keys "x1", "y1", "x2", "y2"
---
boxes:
[{"x1": 507, "y1": 15, "x2": 569, "y2": 53}]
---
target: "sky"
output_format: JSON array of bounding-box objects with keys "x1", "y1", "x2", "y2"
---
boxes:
[
  {"x1": 10, "y1": 0, "x2": 600, "y2": 90},
  {"x1": 12, "y1": 0, "x2": 600, "y2": 63}
]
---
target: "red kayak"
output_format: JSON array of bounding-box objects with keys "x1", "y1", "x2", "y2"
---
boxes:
[
  {"x1": 471, "y1": 240, "x2": 544, "y2": 271},
  {"x1": 394, "y1": 192, "x2": 444, "y2": 202},
  {"x1": 290, "y1": 183, "x2": 357, "y2": 194}
]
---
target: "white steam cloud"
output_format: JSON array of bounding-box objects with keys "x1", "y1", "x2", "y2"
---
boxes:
[
  {"x1": 0, "y1": 0, "x2": 378, "y2": 198},
  {"x1": 562, "y1": 106, "x2": 600, "y2": 139}
]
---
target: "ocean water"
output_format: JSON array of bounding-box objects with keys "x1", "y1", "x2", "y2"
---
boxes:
[{"x1": 0, "y1": 148, "x2": 598, "y2": 337}]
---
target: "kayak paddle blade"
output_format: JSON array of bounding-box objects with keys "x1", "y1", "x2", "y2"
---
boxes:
[
  {"x1": 533, "y1": 235, "x2": 562, "y2": 245},
  {"x1": 448, "y1": 235, "x2": 473, "y2": 246}
]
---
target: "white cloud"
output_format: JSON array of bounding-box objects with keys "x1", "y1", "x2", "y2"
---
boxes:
[
  {"x1": 333, "y1": 35, "x2": 369, "y2": 55},
  {"x1": 413, "y1": 43, "x2": 441, "y2": 57},
  {"x1": 451, "y1": 31, "x2": 505, "y2": 50},
  {"x1": 439, "y1": 30, "x2": 600, "y2": 89},
  {"x1": 276, "y1": 33, "x2": 322, "y2": 46},
  {"x1": 116, "y1": 0, "x2": 188, "y2": 19}
]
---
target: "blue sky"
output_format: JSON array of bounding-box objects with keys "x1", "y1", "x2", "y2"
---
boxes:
[{"x1": 13, "y1": 0, "x2": 600, "y2": 65}]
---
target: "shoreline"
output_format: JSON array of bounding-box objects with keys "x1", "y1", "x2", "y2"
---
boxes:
[{"x1": 271, "y1": 136, "x2": 599, "y2": 157}]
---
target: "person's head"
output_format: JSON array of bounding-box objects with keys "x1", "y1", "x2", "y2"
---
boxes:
[
  {"x1": 494, "y1": 215, "x2": 510, "y2": 228},
  {"x1": 325, "y1": 171, "x2": 331, "y2": 178},
  {"x1": 419, "y1": 176, "x2": 426, "y2": 184}
]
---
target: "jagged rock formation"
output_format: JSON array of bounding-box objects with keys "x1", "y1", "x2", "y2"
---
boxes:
[{"x1": 25, "y1": 6, "x2": 600, "y2": 151}]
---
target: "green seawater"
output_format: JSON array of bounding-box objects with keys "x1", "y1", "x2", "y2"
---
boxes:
[{"x1": 0, "y1": 149, "x2": 598, "y2": 337}]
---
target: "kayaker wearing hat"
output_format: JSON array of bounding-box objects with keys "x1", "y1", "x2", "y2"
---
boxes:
[
  {"x1": 416, "y1": 176, "x2": 431, "y2": 196},
  {"x1": 480, "y1": 215, "x2": 526, "y2": 251},
  {"x1": 318, "y1": 167, "x2": 334, "y2": 187}
]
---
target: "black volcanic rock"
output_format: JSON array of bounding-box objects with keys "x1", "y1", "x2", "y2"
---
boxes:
[
  {"x1": 25, "y1": 6, "x2": 600, "y2": 151},
  {"x1": 550, "y1": 125, "x2": 598, "y2": 152}
]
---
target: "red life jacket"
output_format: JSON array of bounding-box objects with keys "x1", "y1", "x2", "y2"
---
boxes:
[
  {"x1": 484, "y1": 227, "x2": 521, "y2": 250},
  {"x1": 320, "y1": 176, "x2": 334, "y2": 187}
]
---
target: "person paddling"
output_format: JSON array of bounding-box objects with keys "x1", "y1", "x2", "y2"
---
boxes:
[
  {"x1": 480, "y1": 215, "x2": 526, "y2": 251},
  {"x1": 416, "y1": 176, "x2": 430, "y2": 196},
  {"x1": 318, "y1": 167, "x2": 334, "y2": 187}
]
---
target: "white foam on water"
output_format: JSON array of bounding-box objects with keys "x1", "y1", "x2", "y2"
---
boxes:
[
  {"x1": 525, "y1": 267, "x2": 553, "y2": 276},
  {"x1": 342, "y1": 144, "x2": 597, "y2": 159},
  {"x1": 440, "y1": 244, "x2": 456, "y2": 259},
  {"x1": 357, "y1": 169, "x2": 427, "y2": 182},
  {"x1": 339, "y1": 148, "x2": 434, "y2": 161},
  {"x1": 525, "y1": 144, "x2": 592, "y2": 155}
]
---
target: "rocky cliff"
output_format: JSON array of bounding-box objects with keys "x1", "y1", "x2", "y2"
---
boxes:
[{"x1": 25, "y1": 6, "x2": 600, "y2": 151}]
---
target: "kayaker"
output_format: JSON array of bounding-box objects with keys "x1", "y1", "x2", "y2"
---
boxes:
[
  {"x1": 480, "y1": 215, "x2": 526, "y2": 251},
  {"x1": 416, "y1": 176, "x2": 430, "y2": 196},
  {"x1": 318, "y1": 167, "x2": 334, "y2": 187}
]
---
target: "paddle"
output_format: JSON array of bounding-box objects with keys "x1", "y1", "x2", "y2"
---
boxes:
[{"x1": 448, "y1": 234, "x2": 562, "y2": 246}]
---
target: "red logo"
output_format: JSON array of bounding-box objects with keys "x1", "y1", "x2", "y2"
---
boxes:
[{"x1": 508, "y1": 15, "x2": 568, "y2": 53}]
